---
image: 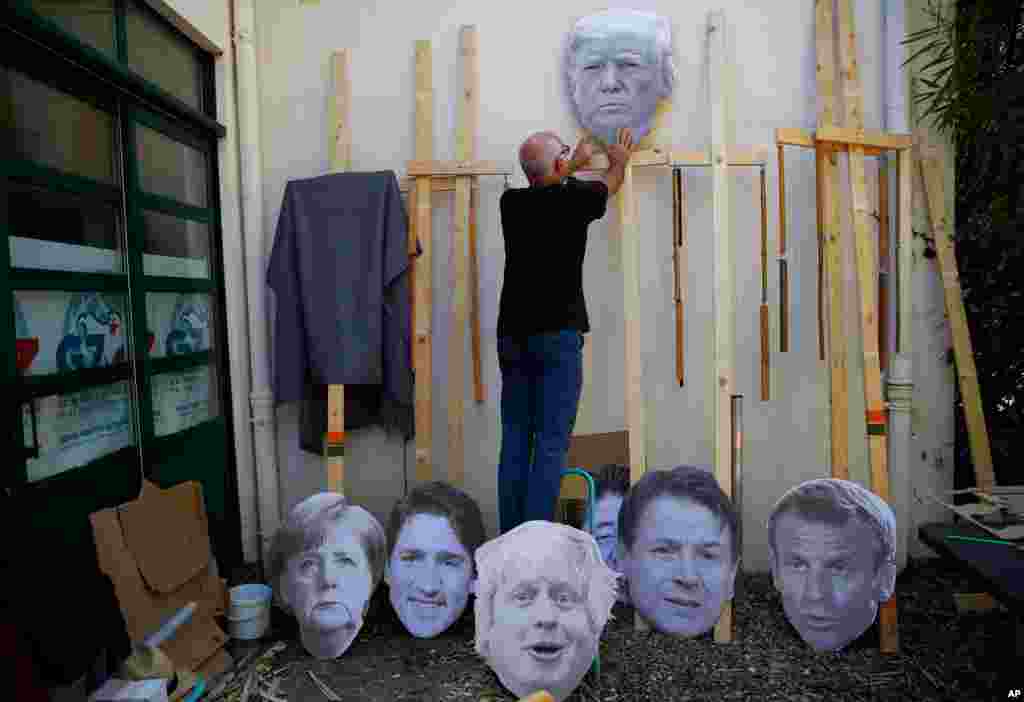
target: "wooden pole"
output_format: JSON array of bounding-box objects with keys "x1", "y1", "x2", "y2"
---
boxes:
[
  {"x1": 897, "y1": 149, "x2": 912, "y2": 355},
  {"x1": 917, "y1": 140, "x2": 996, "y2": 494},
  {"x1": 836, "y1": 0, "x2": 896, "y2": 653},
  {"x1": 815, "y1": 147, "x2": 826, "y2": 362},
  {"x1": 672, "y1": 168, "x2": 686, "y2": 386},
  {"x1": 469, "y1": 184, "x2": 484, "y2": 403},
  {"x1": 878, "y1": 160, "x2": 890, "y2": 373},
  {"x1": 776, "y1": 145, "x2": 789, "y2": 353},
  {"x1": 447, "y1": 26, "x2": 478, "y2": 487},
  {"x1": 760, "y1": 166, "x2": 770, "y2": 401},
  {"x1": 325, "y1": 49, "x2": 351, "y2": 495},
  {"x1": 709, "y1": 9, "x2": 735, "y2": 644},
  {"x1": 815, "y1": 0, "x2": 850, "y2": 480},
  {"x1": 412, "y1": 40, "x2": 434, "y2": 483}
]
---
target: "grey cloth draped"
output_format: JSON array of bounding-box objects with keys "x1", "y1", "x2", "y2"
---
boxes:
[{"x1": 267, "y1": 171, "x2": 419, "y2": 450}]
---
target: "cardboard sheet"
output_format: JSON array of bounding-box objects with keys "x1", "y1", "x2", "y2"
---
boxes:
[{"x1": 90, "y1": 481, "x2": 228, "y2": 675}]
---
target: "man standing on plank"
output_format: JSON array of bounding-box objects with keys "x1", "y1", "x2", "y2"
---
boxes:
[{"x1": 496, "y1": 127, "x2": 634, "y2": 533}]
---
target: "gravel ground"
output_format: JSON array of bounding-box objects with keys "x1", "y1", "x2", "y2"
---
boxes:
[{"x1": 215, "y1": 558, "x2": 1019, "y2": 702}]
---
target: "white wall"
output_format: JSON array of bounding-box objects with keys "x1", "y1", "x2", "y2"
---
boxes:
[{"x1": 167, "y1": 0, "x2": 956, "y2": 572}]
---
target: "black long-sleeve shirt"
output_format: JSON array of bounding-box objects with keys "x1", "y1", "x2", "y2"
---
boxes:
[{"x1": 496, "y1": 177, "x2": 609, "y2": 339}]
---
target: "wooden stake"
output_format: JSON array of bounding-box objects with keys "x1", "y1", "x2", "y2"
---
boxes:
[
  {"x1": 837, "y1": 0, "x2": 896, "y2": 653},
  {"x1": 878, "y1": 160, "x2": 890, "y2": 373},
  {"x1": 672, "y1": 168, "x2": 685, "y2": 386},
  {"x1": 469, "y1": 184, "x2": 484, "y2": 403},
  {"x1": 708, "y1": 9, "x2": 735, "y2": 645},
  {"x1": 815, "y1": 146, "x2": 826, "y2": 362},
  {"x1": 325, "y1": 49, "x2": 351, "y2": 495},
  {"x1": 447, "y1": 25, "x2": 478, "y2": 487},
  {"x1": 917, "y1": 140, "x2": 996, "y2": 494},
  {"x1": 619, "y1": 162, "x2": 646, "y2": 489},
  {"x1": 776, "y1": 144, "x2": 789, "y2": 353},
  {"x1": 815, "y1": 0, "x2": 850, "y2": 480},
  {"x1": 897, "y1": 149, "x2": 912, "y2": 355},
  {"x1": 412, "y1": 40, "x2": 434, "y2": 483},
  {"x1": 760, "y1": 166, "x2": 770, "y2": 401}
]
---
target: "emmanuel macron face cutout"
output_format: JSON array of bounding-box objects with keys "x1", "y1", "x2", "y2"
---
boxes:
[
  {"x1": 620, "y1": 496, "x2": 737, "y2": 637},
  {"x1": 386, "y1": 513, "x2": 475, "y2": 638},
  {"x1": 771, "y1": 511, "x2": 892, "y2": 651}
]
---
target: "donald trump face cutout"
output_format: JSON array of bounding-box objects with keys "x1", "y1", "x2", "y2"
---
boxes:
[
  {"x1": 270, "y1": 493, "x2": 386, "y2": 659},
  {"x1": 475, "y1": 521, "x2": 618, "y2": 702},
  {"x1": 384, "y1": 482, "x2": 486, "y2": 638},
  {"x1": 768, "y1": 479, "x2": 897, "y2": 652},
  {"x1": 565, "y1": 9, "x2": 676, "y2": 147}
]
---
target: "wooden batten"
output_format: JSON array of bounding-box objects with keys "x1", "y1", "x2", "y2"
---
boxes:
[
  {"x1": 917, "y1": 140, "x2": 996, "y2": 495},
  {"x1": 447, "y1": 25, "x2": 479, "y2": 488},
  {"x1": 325, "y1": 49, "x2": 351, "y2": 496},
  {"x1": 815, "y1": 0, "x2": 850, "y2": 481},
  {"x1": 708, "y1": 9, "x2": 735, "y2": 645},
  {"x1": 406, "y1": 159, "x2": 508, "y2": 177},
  {"x1": 897, "y1": 149, "x2": 913, "y2": 355},
  {"x1": 837, "y1": 0, "x2": 896, "y2": 653},
  {"x1": 412, "y1": 39, "x2": 434, "y2": 483}
]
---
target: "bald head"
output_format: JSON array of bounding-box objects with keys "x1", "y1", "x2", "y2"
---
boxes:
[{"x1": 518, "y1": 131, "x2": 564, "y2": 184}]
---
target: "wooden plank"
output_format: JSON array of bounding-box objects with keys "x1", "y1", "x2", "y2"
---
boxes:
[
  {"x1": 672, "y1": 168, "x2": 686, "y2": 386},
  {"x1": 413, "y1": 39, "x2": 434, "y2": 484},
  {"x1": 330, "y1": 50, "x2": 352, "y2": 172},
  {"x1": 776, "y1": 127, "x2": 889, "y2": 157},
  {"x1": 815, "y1": 147, "x2": 826, "y2": 361},
  {"x1": 325, "y1": 49, "x2": 351, "y2": 496},
  {"x1": 897, "y1": 150, "x2": 912, "y2": 355},
  {"x1": 619, "y1": 162, "x2": 646, "y2": 490},
  {"x1": 400, "y1": 176, "x2": 458, "y2": 193},
  {"x1": 878, "y1": 160, "x2": 890, "y2": 373},
  {"x1": 837, "y1": 0, "x2": 897, "y2": 654},
  {"x1": 816, "y1": 125, "x2": 913, "y2": 151},
  {"x1": 708, "y1": 9, "x2": 735, "y2": 645},
  {"x1": 577, "y1": 146, "x2": 768, "y2": 173},
  {"x1": 760, "y1": 166, "x2": 770, "y2": 401},
  {"x1": 816, "y1": 0, "x2": 849, "y2": 481},
  {"x1": 447, "y1": 25, "x2": 478, "y2": 487},
  {"x1": 917, "y1": 141, "x2": 996, "y2": 494},
  {"x1": 777, "y1": 144, "x2": 789, "y2": 353},
  {"x1": 469, "y1": 185, "x2": 484, "y2": 403},
  {"x1": 406, "y1": 159, "x2": 508, "y2": 177}
]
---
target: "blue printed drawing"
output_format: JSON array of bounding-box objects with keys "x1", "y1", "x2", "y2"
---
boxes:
[
  {"x1": 165, "y1": 296, "x2": 210, "y2": 356},
  {"x1": 56, "y1": 293, "x2": 127, "y2": 372}
]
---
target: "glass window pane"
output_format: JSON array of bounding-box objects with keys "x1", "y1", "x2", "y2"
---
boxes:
[
  {"x1": 136, "y1": 124, "x2": 208, "y2": 207},
  {"x1": 126, "y1": 2, "x2": 202, "y2": 111},
  {"x1": 28, "y1": 0, "x2": 117, "y2": 57},
  {"x1": 152, "y1": 362, "x2": 220, "y2": 438},
  {"x1": 14, "y1": 291, "x2": 130, "y2": 376},
  {"x1": 23, "y1": 380, "x2": 136, "y2": 483},
  {"x1": 141, "y1": 210, "x2": 210, "y2": 278},
  {"x1": 6, "y1": 182, "x2": 123, "y2": 274},
  {"x1": 0, "y1": 67, "x2": 117, "y2": 184},
  {"x1": 145, "y1": 293, "x2": 215, "y2": 358}
]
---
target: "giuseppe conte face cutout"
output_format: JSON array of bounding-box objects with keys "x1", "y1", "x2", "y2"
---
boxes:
[{"x1": 620, "y1": 496, "x2": 737, "y2": 637}]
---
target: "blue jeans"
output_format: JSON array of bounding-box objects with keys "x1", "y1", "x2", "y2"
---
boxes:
[{"x1": 497, "y1": 330, "x2": 584, "y2": 533}]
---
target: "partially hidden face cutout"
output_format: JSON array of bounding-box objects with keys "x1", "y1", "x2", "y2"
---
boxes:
[
  {"x1": 474, "y1": 521, "x2": 618, "y2": 702},
  {"x1": 618, "y1": 496, "x2": 738, "y2": 637},
  {"x1": 386, "y1": 512, "x2": 475, "y2": 638},
  {"x1": 768, "y1": 479, "x2": 897, "y2": 652},
  {"x1": 273, "y1": 493, "x2": 384, "y2": 659},
  {"x1": 588, "y1": 493, "x2": 630, "y2": 604},
  {"x1": 565, "y1": 9, "x2": 676, "y2": 148}
]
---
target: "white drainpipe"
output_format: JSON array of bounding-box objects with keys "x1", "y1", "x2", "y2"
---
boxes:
[
  {"x1": 883, "y1": 0, "x2": 913, "y2": 573},
  {"x1": 232, "y1": 0, "x2": 281, "y2": 567}
]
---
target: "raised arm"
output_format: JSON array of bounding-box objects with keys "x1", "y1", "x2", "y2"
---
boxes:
[{"x1": 602, "y1": 128, "x2": 635, "y2": 198}]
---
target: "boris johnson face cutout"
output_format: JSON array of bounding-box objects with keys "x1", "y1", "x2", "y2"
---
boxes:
[
  {"x1": 475, "y1": 522, "x2": 617, "y2": 702},
  {"x1": 620, "y1": 496, "x2": 737, "y2": 637},
  {"x1": 386, "y1": 513, "x2": 474, "y2": 638},
  {"x1": 281, "y1": 519, "x2": 374, "y2": 659}
]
